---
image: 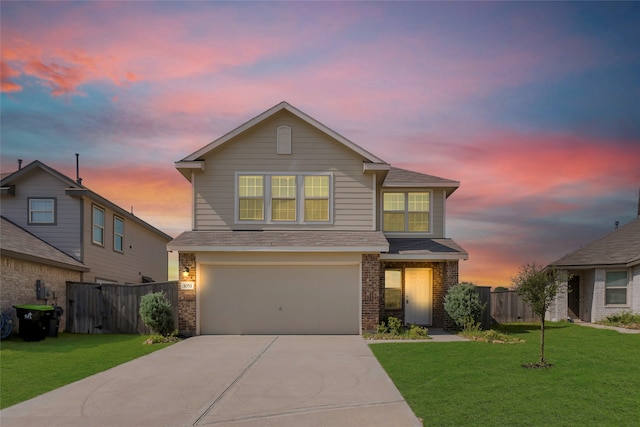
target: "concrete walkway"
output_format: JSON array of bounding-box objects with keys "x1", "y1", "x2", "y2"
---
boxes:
[
  {"x1": 0, "y1": 336, "x2": 421, "y2": 427},
  {"x1": 573, "y1": 320, "x2": 640, "y2": 334}
]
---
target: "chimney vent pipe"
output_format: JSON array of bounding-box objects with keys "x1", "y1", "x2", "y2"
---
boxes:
[{"x1": 75, "y1": 153, "x2": 82, "y2": 185}]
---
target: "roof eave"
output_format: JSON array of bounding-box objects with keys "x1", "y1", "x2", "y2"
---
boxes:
[
  {"x1": 380, "y1": 253, "x2": 468, "y2": 261},
  {"x1": 175, "y1": 161, "x2": 206, "y2": 181},
  {"x1": 0, "y1": 249, "x2": 90, "y2": 272},
  {"x1": 166, "y1": 245, "x2": 389, "y2": 253}
]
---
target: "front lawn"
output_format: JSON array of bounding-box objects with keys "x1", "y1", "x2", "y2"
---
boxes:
[
  {"x1": 370, "y1": 323, "x2": 640, "y2": 426},
  {"x1": 0, "y1": 333, "x2": 174, "y2": 409}
]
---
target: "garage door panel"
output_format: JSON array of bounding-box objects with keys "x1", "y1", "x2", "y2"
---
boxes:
[{"x1": 200, "y1": 264, "x2": 359, "y2": 335}]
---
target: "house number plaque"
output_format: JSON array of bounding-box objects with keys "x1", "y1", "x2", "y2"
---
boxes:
[{"x1": 180, "y1": 281, "x2": 195, "y2": 290}]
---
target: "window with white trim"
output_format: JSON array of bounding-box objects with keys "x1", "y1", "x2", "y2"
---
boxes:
[
  {"x1": 114, "y1": 216, "x2": 124, "y2": 252},
  {"x1": 385, "y1": 269, "x2": 402, "y2": 309},
  {"x1": 92, "y1": 205, "x2": 105, "y2": 246},
  {"x1": 605, "y1": 271, "x2": 627, "y2": 305},
  {"x1": 304, "y1": 176, "x2": 329, "y2": 221},
  {"x1": 28, "y1": 198, "x2": 55, "y2": 224},
  {"x1": 237, "y1": 173, "x2": 331, "y2": 223},
  {"x1": 239, "y1": 175, "x2": 264, "y2": 221},
  {"x1": 383, "y1": 192, "x2": 430, "y2": 232},
  {"x1": 271, "y1": 176, "x2": 297, "y2": 221}
]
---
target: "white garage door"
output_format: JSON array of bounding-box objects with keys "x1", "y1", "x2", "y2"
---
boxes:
[{"x1": 200, "y1": 264, "x2": 360, "y2": 334}]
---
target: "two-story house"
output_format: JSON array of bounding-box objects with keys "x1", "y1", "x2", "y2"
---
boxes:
[
  {"x1": 169, "y1": 102, "x2": 468, "y2": 335},
  {"x1": 1, "y1": 161, "x2": 172, "y2": 329}
]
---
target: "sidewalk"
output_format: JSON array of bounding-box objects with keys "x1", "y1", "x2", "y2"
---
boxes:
[{"x1": 573, "y1": 320, "x2": 640, "y2": 334}]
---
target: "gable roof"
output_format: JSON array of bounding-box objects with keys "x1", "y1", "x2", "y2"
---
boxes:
[
  {"x1": 1, "y1": 161, "x2": 172, "y2": 242},
  {"x1": 383, "y1": 167, "x2": 460, "y2": 196},
  {"x1": 175, "y1": 101, "x2": 389, "y2": 179},
  {"x1": 1, "y1": 216, "x2": 89, "y2": 271},
  {"x1": 553, "y1": 217, "x2": 640, "y2": 268}
]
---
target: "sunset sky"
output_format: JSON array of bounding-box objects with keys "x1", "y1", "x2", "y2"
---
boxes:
[{"x1": 2, "y1": 1, "x2": 639, "y2": 286}]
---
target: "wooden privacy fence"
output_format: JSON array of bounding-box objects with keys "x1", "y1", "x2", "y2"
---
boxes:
[
  {"x1": 66, "y1": 281, "x2": 178, "y2": 334},
  {"x1": 490, "y1": 290, "x2": 539, "y2": 323},
  {"x1": 476, "y1": 286, "x2": 493, "y2": 327}
]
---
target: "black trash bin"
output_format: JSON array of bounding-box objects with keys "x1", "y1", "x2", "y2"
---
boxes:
[
  {"x1": 13, "y1": 305, "x2": 55, "y2": 342},
  {"x1": 48, "y1": 306, "x2": 64, "y2": 337}
]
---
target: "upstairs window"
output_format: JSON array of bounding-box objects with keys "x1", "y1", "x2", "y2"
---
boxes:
[
  {"x1": 114, "y1": 216, "x2": 124, "y2": 252},
  {"x1": 239, "y1": 175, "x2": 264, "y2": 221},
  {"x1": 28, "y1": 198, "x2": 55, "y2": 224},
  {"x1": 304, "y1": 176, "x2": 329, "y2": 221},
  {"x1": 605, "y1": 271, "x2": 628, "y2": 305},
  {"x1": 271, "y1": 176, "x2": 297, "y2": 221},
  {"x1": 237, "y1": 173, "x2": 332, "y2": 224},
  {"x1": 92, "y1": 205, "x2": 105, "y2": 246},
  {"x1": 383, "y1": 192, "x2": 430, "y2": 232}
]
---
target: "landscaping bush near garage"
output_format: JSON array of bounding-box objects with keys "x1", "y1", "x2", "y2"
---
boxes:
[
  {"x1": 363, "y1": 316, "x2": 429, "y2": 340},
  {"x1": 371, "y1": 323, "x2": 640, "y2": 426},
  {"x1": 0, "y1": 333, "x2": 175, "y2": 409}
]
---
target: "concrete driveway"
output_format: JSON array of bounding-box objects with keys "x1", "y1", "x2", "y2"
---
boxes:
[{"x1": 1, "y1": 336, "x2": 422, "y2": 426}]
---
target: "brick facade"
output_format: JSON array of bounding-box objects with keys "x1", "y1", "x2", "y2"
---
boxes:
[
  {"x1": 380, "y1": 260, "x2": 459, "y2": 329},
  {"x1": 178, "y1": 252, "x2": 197, "y2": 335},
  {"x1": 1, "y1": 255, "x2": 82, "y2": 333},
  {"x1": 175, "y1": 252, "x2": 460, "y2": 334},
  {"x1": 361, "y1": 253, "x2": 381, "y2": 331}
]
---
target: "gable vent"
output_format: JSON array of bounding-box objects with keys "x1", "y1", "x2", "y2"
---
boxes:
[{"x1": 277, "y1": 126, "x2": 292, "y2": 155}]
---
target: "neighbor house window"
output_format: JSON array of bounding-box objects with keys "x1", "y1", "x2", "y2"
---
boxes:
[
  {"x1": 28, "y1": 198, "x2": 55, "y2": 224},
  {"x1": 271, "y1": 176, "x2": 296, "y2": 221},
  {"x1": 605, "y1": 271, "x2": 628, "y2": 305},
  {"x1": 92, "y1": 205, "x2": 105, "y2": 246},
  {"x1": 383, "y1": 192, "x2": 430, "y2": 232},
  {"x1": 304, "y1": 175, "x2": 329, "y2": 221},
  {"x1": 239, "y1": 175, "x2": 264, "y2": 221},
  {"x1": 114, "y1": 216, "x2": 124, "y2": 252},
  {"x1": 385, "y1": 270, "x2": 402, "y2": 309},
  {"x1": 237, "y1": 173, "x2": 332, "y2": 223}
]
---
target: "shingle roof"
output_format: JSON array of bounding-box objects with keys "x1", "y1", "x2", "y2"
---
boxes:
[
  {"x1": 553, "y1": 217, "x2": 640, "y2": 267},
  {"x1": 383, "y1": 238, "x2": 468, "y2": 260},
  {"x1": 383, "y1": 167, "x2": 460, "y2": 196},
  {"x1": 0, "y1": 216, "x2": 89, "y2": 271},
  {"x1": 168, "y1": 230, "x2": 389, "y2": 252}
]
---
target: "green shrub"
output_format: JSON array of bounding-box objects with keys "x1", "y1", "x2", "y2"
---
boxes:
[
  {"x1": 597, "y1": 311, "x2": 640, "y2": 329},
  {"x1": 386, "y1": 316, "x2": 403, "y2": 335},
  {"x1": 139, "y1": 292, "x2": 175, "y2": 336},
  {"x1": 444, "y1": 282, "x2": 486, "y2": 330},
  {"x1": 407, "y1": 324, "x2": 428, "y2": 338}
]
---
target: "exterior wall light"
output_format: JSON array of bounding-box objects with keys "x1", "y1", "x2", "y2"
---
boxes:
[{"x1": 182, "y1": 267, "x2": 190, "y2": 278}]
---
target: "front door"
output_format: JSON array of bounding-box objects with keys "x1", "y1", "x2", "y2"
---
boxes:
[
  {"x1": 568, "y1": 275, "x2": 580, "y2": 319},
  {"x1": 405, "y1": 268, "x2": 432, "y2": 325}
]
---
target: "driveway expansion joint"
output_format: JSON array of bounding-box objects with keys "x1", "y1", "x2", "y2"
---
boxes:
[{"x1": 193, "y1": 336, "x2": 279, "y2": 426}]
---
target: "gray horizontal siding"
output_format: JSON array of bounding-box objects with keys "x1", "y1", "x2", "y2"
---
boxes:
[{"x1": 194, "y1": 111, "x2": 374, "y2": 231}]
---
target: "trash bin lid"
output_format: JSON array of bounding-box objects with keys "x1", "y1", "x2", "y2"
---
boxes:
[{"x1": 13, "y1": 304, "x2": 55, "y2": 311}]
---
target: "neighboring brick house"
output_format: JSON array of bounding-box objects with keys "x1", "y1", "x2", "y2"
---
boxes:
[
  {"x1": 1, "y1": 217, "x2": 89, "y2": 331},
  {"x1": 548, "y1": 217, "x2": 640, "y2": 323},
  {"x1": 169, "y1": 102, "x2": 468, "y2": 334},
  {"x1": 1, "y1": 161, "x2": 172, "y2": 331}
]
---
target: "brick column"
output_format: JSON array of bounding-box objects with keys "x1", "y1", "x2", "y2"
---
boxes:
[
  {"x1": 178, "y1": 253, "x2": 197, "y2": 335},
  {"x1": 361, "y1": 254, "x2": 381, "y2": 332},
  {"x1": 443, "y1": 260, "x2": 459, "y2": 330}
]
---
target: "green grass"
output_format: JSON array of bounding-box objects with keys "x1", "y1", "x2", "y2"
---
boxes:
[
  {"x1": 370, "y1": 323, "x2": 640, "y2": 426},
  {"x1": 0, "y1": 333, "x2": 174, "y2": 409}
]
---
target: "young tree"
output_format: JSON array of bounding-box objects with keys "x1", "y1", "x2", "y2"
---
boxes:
[{"x1": 512, "y1": 262, "x2": 567, "y2": 366}]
